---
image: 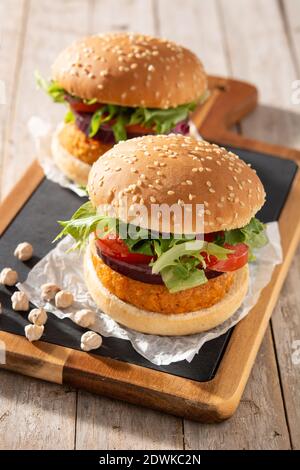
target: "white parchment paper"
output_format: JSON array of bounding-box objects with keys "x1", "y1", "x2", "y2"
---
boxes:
[
  {"x1": 28, "y1": 117, "x2": 87, "y2": 197},
  {"x1": 28, "y1": 116, "x2": 202, "y2": 198},
  {"x1": 18, "y1": 222, "x2": 282, "y2": 365}
]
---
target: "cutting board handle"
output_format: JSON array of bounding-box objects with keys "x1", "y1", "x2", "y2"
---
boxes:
[{"x1": 195, "y1": 75, "x2": 300, "y2": 162}]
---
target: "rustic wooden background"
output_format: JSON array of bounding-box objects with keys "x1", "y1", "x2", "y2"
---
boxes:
[{"x1": 0, "y1": 0, "x2": 300, "y2": 450}]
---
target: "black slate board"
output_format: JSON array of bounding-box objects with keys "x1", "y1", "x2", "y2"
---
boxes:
[{"x1": 0, "y1": 148, "x2": 297, "y2": 382}]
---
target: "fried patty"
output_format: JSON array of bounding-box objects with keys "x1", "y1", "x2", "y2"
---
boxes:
[
  {"x1": 58, "y1": 123, "x2": 112, "y2": 164},
  {"x1": 91, "y1": 251, "x2": 234, "y2": 314}
]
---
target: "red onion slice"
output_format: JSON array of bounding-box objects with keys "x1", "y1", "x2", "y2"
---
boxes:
[{"x1": 97, "y1": 246, "x2": 222, "y2": 285}]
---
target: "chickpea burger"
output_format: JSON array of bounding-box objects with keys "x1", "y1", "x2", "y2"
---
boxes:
[
  {"x1": 36, "y1": 33, "x2": 207, "y2": 185},
  {"x1": 56, "y1": 134, "x2": 268, "y2": 336}
]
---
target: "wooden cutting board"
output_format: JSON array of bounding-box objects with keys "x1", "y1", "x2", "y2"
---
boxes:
[{"x1": 0, "y1": 76, "x2": 300, "y2": 422}]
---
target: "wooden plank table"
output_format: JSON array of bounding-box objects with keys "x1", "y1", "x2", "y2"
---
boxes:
[{"x1": 0, "y1": 0, "x2": 299, "y2": 450}]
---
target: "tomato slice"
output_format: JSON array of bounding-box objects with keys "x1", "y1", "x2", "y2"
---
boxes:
[
  {"x1": 70, "y1": 101, "x2": 103, "y2": 113},
  {"x1": 203, "y1": 243, "x2": 248, "y2": 272},
  {"x1": 126, "y1": 123, "x2": 154, "y2": 135},
  {"x1": 96, "y1": 233, "x2": 153, "y2": 264}
]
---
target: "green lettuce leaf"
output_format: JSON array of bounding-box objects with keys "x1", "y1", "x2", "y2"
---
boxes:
[
  {"x1": 161, "y1": 265, "x2": 207, "y2": 293},
  {"x1": 35, "y1": 71, "x2": 66, "y2": 103},
  {"x1": 129, "y1": 102, "x2": 197, "y2": 134},
  {"x1": 64, "y1": 109, "x2": 75, "y2": 123},
  {"x1": 223, "y1": 217, "x2": 268, "y2": 260},
  {"x1": 54, "y1": 202, "x2": 117, "y2": 250}
]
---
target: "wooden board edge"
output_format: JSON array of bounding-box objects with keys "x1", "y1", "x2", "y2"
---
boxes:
[
  {"x1": 0, "y1": 160, "x2": 44, "y2": 235},
  {"x1": 0, "y1": 330, "x2": 72, "y2": 384},
  {"x1": 199, "y1": 77, "x2": 300, "y2": 162}
]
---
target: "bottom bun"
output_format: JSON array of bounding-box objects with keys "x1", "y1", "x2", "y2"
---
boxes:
[
  {"x1": 51, "y1": 124, "x2": 92, "y2": 186},
  {"x1": 84, "y1": 244, "x2": 249, "y2": 336}
]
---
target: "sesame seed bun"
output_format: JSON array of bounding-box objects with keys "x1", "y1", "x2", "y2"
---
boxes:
[
  {"x1": 88, "y1": 134, "x2": 266, "y2": 234},
  {"x1": 84, "y1": 241, "x2": 249, "y2": 335},
  {"x1": 51, "y1": 32, "x2": 207, "y2": 109}
]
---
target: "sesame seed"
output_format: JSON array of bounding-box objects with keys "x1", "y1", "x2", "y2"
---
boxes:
[
  {"x1": 150, "y1": 196, "x2": 156, "y2": 203},
  {"x1": 167, "y1": 190, "x2": 175, "y2": 195},
  {"x1": 148, "y1": 64, "x2": 155, "y2": 72},
  {"x1": 206, "y1": 181, "x2": 212, "y2": 187},
  {"x1": 115, "y1": 167, "x2": 121, "y2": 172},
  {"x1": 209, "y1": 188, "x2": 216, "y2": 193},
  {"x1": 189, "y1": 194, "x2": 195, "y2": 201},
  {"x1": 130, "y1": 63, "x2": 138, "y2": 69},
  {"x1": 192, "y1": 168, "x2": 198, "y2": 173},
  {"x1": 186, "y1": 180, "x2": 193, "y2": 185}
]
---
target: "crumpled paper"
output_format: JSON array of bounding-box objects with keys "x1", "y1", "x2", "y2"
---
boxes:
[
  {"x1": 28, "y1": 116, "x2": 202, "y2": 198},
  {"x1": 28, "y1": 117, "x2": 87, "y2": 197},
  {"x1": 18, "y1": 222, "x2": 282, "y2": 365}
]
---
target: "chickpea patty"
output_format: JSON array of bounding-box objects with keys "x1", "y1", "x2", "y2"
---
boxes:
[
  {"x1": 91, "y1": 251, "x2": 234, "y2": 314},
  {"x1": 58, "y1": 123, "x2": 112, "y2": 165}
]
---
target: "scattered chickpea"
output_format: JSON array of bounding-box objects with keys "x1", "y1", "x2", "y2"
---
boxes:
[
  {"x1": 55, "y1": 290, "x2": 73, "y2": 309},
  {"x1": 11, "y1": 291, "x2": 29, "y2": 311},
  {"x1": 80, "y1": 331, "x2": 102, "y2": 351},
  {"x1": 25, "y1": 324, "x2": 44, "y2": 342},
  {"x1": 28, "y1": 307, "x2": 48, "y2": 326},
  {"x1": 73, "y1": 309, "x2": 96, "y2": 328},
  {"x1": 14, "y1": 242, "x2": 33, "y2": 261},
  {"x1": 41, "y1": 283, "x2": 60, "y2": 301},
  {"x1": 0, "y1": 267, "x2": 18, "y2": 286}
]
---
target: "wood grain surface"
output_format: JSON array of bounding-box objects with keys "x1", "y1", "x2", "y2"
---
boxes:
[{"x1": 0, "y1": 0, "x2": 299, "y2": 450}]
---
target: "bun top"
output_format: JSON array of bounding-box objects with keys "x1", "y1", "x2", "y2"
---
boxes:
[
  {"x1": 51, "y1": 33, "x2": 207, "y2": 109},
  {"x1": 88, "y1": 134, "x2": 266, "y2": 234}
]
